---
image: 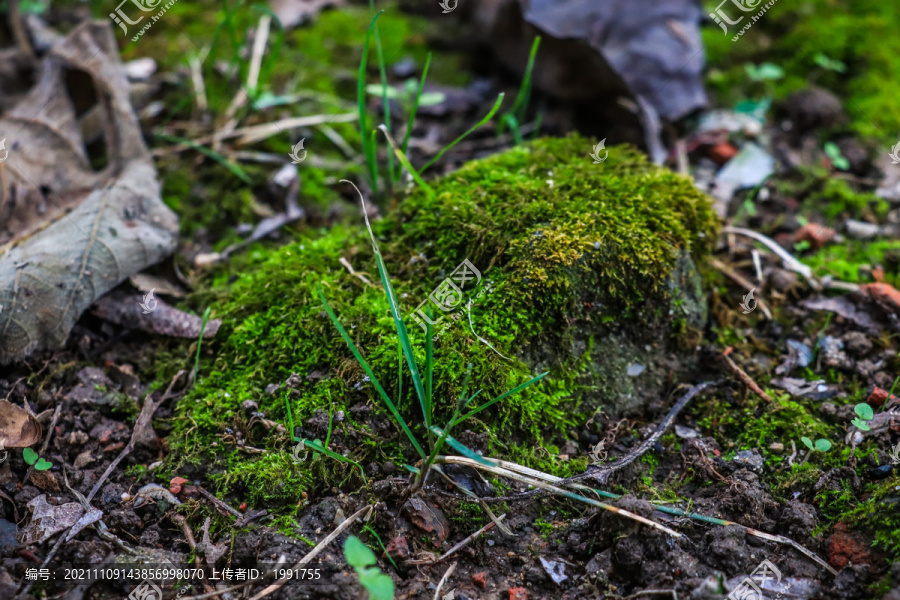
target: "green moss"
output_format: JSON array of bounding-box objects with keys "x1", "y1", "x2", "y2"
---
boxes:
[
  {"x1": 533, "y1": 517, "x2": 555, "y2": 538},
  {"x1": 161, "y1": 134, "x2": 717, "y2": 515},
  {"x1": 704, "y1": 0, "x2": 900, "y2": 142},
  {"x1": 806, "y1": 239, "x2": 900, "y2": 287}
]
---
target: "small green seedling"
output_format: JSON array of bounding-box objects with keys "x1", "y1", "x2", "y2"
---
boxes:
[
  {"x1": 800, "y1": 437, "x2": 832, "y2": 453},
  {"x1": 744, "y1": 62, "x2": 784, "y2": 82},
  {"x1": 365, "y1": 80, "x2": 445, "y2": 114},
  {"x1": 851, "y1": 402, "x2": 875, "y2": 431},
  {"x1": 813, "y1": 53, "x2": 847, "y2": 73},
  {"x1": 344, "y1": 535, "x2": 394, "y2": 600},
  {"x1": 23, "y1": 447, "x2": 52, "y2": 470},
  {"x1": 824, "y1": 142, "x2": 850, "y2": 171}
]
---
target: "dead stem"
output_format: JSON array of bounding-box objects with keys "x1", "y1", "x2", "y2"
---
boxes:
[
  {"x1": 88, "y1": 370, "x2": 185, "y2": 503},
  {"x1": 721, "y1": 349, "x2": 774, "y2": 403},
  {"x1": 432, "y1": 517, "x2": 503, "y2": 564},
  {"x1": 432, "y1": 562, "x2": 458, "y2": 600}
]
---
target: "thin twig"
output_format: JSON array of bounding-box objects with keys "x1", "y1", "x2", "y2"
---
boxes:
[
  {"x1": 709, "y1": 257, "x2": 774, "y2": 320},
  {"x1": 171, "y1": 513, "x2": 222, "y2": 600},
  {"x1": 433, "y1": 519, "x2": 501, "y2": 564},
  {"x1": 197, "y1": 486, "x2": 242, "y2": 518},
  {"x1": 721, "y1": 350, "x2": 774, "y2": 403},
  {"x1": 340, "y1": 256, "x2": 375, "y2": 287},
  {"x1": 492, "y1": 382, "x2": 713, "y2": 501},
  {"x1": 246, "y1": 505, "x2": 374, "y2": 600},
  {"x1": 432, "y1": 562, "x2": 457, "y2": 600},
  {"x1": 436, "y1": 456, "x2": 682, "y2": 538},
  {"x1": 723, "y1": 226, "x2": 817, "y2": 287},
  {"x1": 155, "y1": 113, "x2": 357, "y2": 156},
  {"x1": 88, "y1": 371, "x2": 185, "y2": 503}
]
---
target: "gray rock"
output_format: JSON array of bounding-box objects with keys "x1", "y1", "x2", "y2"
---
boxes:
[{"x1": 732, "y1": 450, "x2": 764, "y2": 474}]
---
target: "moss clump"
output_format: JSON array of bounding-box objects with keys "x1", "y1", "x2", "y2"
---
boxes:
[{"x1": 165, "y1": 134, "x2": 717, "y2": 511}]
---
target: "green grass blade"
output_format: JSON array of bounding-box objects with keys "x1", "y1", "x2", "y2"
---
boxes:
[
  {"x1": 456, "y1": 364, "x2": 473, "y2": 411},
  {"x1": 456, "y1": 371, "x2": 549, "y2": 425},
  {"x1": 343, "y1": 180, "x2": 432, "y2": 431},
  {"x1": 425, "y1": 305, "x2": 434, "y2": 430},
  {"x1": 357, "y1": 11, "x2": 384, "y2": 189},
  {"x1": 316, "y1": 283, "x2": 425, "y2": 458},
  {"x1": 302, "y1": 439, "x2": 367, "y2": 484},
  {"x1": 378, "y1": 125, "x2": 434, "y2": 198},
  {"x1": 402, "y1": 52, "x2": 432, "y2": 155},
  {"x1": 371, "y1": 18, "x2": 395, "y2": 187},
  {"x1": 421, "y1": 92, "x2": 505, "y2": 173},
  {"x1": 431, "y1": 426, "x2": 499, "y2": 467},
  {"x1": 155, "y1": 134, "x2": 252, "y2": 185},
  {"x1": 511, "y1": 36, "x2": 541, "y2": 123},
  {"x1": 192, "y1": 307, "x2": 212, "y2": 384},
  {"x1": 397, "y1": 340, "x2": 403, "y2": 411},
  {"x1": 285, "y1": 397, "x2": 298, "y2": 442},
  {"x1": 503, "y1": 114, "x2": 524, "y2": 145}
]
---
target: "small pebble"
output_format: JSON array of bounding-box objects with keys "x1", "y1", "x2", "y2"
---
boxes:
[{"x1": 868, "y1": 465, "x2": 893, "y2": 480}]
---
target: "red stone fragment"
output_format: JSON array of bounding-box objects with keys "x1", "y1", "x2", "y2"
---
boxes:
[
  {"x1": 709, "y1": 142, "x2": 738, "y2": 165},
  {"x1": 862, "y1": 282, "x2": 900, "y2": 312},
  {"x1": 826, "y1": 522, "x2": 872, "y2": 570},
  {"x1": 402, "y1": 497, "x2": 450, "y2": 544},
  {"x1": 472, "y1": 572, "x2": 488, "y2": 589},
  {"x1": 169, "y1": 476, "x2": 189, "y2": 494},
  {"x1": 792, "y1": 223, "x2": 836, "y2": 249},
  {"x1": 384, "y1": 536, "x2": 409, "y2": 561},
  {"x1": 509, "y1": 587, "x2": 528, "y2": 600}
]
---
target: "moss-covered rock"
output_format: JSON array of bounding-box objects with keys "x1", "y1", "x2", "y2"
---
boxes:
[{"x1": 168, "y1": 134, "x2": 717, "y2": 505}]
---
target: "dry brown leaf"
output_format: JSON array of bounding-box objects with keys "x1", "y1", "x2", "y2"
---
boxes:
[
  {"x1": 21, "y1": 494, "x2": 84, "y2": 545},
  {"x1": 0, "y1": 22, "x2": 178, "y2": 364},
  {"x1": 0, "y1": 399, "x2": 42, "y2": 449},
  {"x1": 91, "y1": 288, "x2": 221, "y2": 339}
]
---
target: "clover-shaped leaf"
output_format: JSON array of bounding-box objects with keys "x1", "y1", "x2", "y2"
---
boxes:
[
  {"x1": 815, "y1": 439, "x2": 832, "y2": 452},
  {"x1": 800, "y1": 437, "x2": 814, "y2": 450},
  {"x1": 854, "y1": 403, "x2": 874, "y2": 421},
  {"x1": 344, "y1": 536, "x2": 394, "y2": 600},
  {"x1": 851, "y1": 418, "x2": 871, "y2": 431},
  {"x1": 23, "y1": 447, "x2": 38, "y2": 465}
]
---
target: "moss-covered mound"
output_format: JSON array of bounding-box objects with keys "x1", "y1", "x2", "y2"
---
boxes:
[{"x1": 169, "y1": 135, "x2": 717, "y2": 505}]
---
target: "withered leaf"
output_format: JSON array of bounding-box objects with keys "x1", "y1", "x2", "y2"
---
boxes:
[
  {"x1": 21, "y1": 494, "x2": 84, "y2": 545},
  {"x1": 0, "y1": 22, "x2": 178, "y2": 364},
  {"x1": 91, "y1": 288, "x2": 221, "y2": 339},
  {"x1": 0, "y1": 399, "x2": 42, "y2": 449}
]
